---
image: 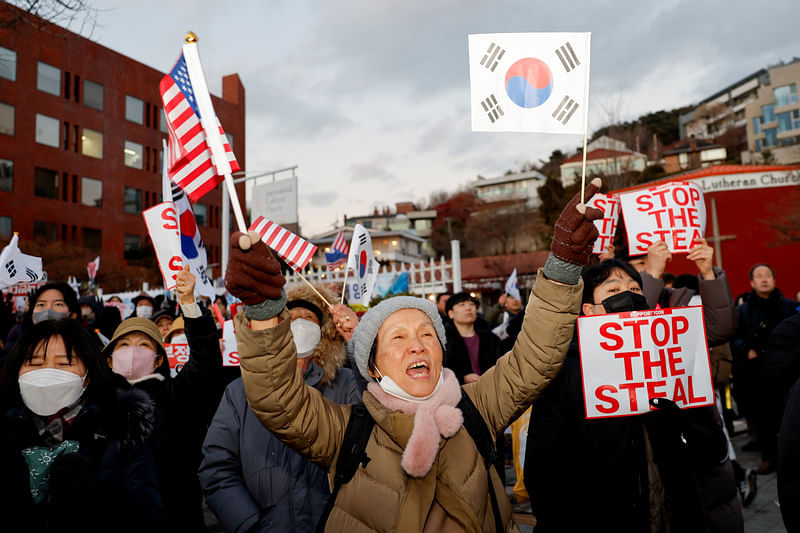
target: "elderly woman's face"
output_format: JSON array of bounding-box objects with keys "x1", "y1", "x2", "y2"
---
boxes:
[{"x1": 369, "y1": 309, "x2": 442, "y2": 397}]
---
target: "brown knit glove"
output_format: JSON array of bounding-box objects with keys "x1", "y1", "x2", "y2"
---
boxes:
[
  {"x1": 224, "y1": 231, "x2": 286, "y2": 305},
  {"x1": 551, "y1": 178, "x2": 604, "y2": 266}
]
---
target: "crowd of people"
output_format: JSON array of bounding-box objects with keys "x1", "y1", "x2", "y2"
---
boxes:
[{"x1": 0, "y1": 178, "x2": 798, "y2": 532}]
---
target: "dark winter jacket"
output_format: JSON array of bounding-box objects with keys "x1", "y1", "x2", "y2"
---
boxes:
[
  {"x1": 524, "y1": 334, "x2": 743, "y2": 533},
  {"x1": 127, "y1": 306, "x2": 226, "y2": 531},
  {"x1": 732, "y1": 288, "x2": 798, "y2": 361},
  {"x1": 199, "y1": 368, "x2": 361, "y2": 533},
  {"x1": 444, "y1": 324, "x2": 501, "y2": 383},
  {"x1": 763, "y1": 313, "x2": 800, "y2": 404},
  {"x1": 778, "y1": 378, "x2": 800, "y2": 531},
  {"x1": 0, "y1": 387, "x2": 165, "y2": 533}
]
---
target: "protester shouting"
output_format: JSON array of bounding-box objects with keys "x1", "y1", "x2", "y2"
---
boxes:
[
  {"x1": 104, "y1": 265, "x2": 225, "y2": 531},
  {"x1": 199, "y1": 282, "x2": 363, "y2": 532},
  {"x1": 524, "y1": 258, "x2": 743, "y2": 532},
  {"x1": 223, "y1": 178, "x2": 603, "y2": 532},
  {"x1": 0, "y1": 319, "x2": 164, "y2": 532}
]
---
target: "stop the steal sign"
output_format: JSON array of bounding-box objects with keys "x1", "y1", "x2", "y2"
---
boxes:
[{"x1": 577, "y1": 306, "x2": 713, "y2": 419}]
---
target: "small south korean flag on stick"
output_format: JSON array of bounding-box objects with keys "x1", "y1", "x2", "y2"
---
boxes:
[{"x1": 469, "y1": 32, "x2": 591, "y2": 134}]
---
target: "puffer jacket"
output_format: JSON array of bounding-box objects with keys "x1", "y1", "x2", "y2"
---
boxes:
[{"x1": 237, "y1": 271, "x2": 582, "y2": 532}]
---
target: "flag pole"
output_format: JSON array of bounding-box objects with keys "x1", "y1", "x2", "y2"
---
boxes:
[
  {"x1": 580, "y1": 33, "x2": 592, "y2": 206},
  {"x1": 181, "y1": 32, "x2": 248, "y2": 233},
  {"x1": 297, "y1": 271, "x2": 334, "y2": 310},
  {"x1": 340, "y1": 268, "x2": 349, "y2": 304}
]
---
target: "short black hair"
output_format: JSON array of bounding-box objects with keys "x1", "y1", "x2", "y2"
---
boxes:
[
  {"x1": 673, "y1": 273, "x2": 699, "y2": 293},
  {"x1": 23, "y1": 282, "x2": 81, "y2": 326},
  {"x1": 581, "y1": 259, "x2": 643, "y2": 305},
  {"x1": 287, "y1": 299, "x2": 324, "y2": 325},
  {"x1": 445, "y1": 292, "x2": 478, "y2": 313},
  {"x1": 748, "y1": 263, "x2": 775, "y2": 280},
  {"x1": 436, "y1": 293, "x2": 450, "y2": 304}
]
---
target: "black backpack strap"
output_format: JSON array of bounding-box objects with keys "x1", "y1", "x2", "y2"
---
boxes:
[
  {"x1": 316, "y1": 403, "x2": 375, "y2": 533},
  {"x1": 458, "y1": 390, "x2": 505, "y2": 533}
]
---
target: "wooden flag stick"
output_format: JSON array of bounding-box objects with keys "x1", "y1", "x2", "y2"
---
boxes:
[
  {"x1": 580, "y1": 130, "x2": 588, "y2": 205},
  {"x1": 340, "y1": 268, "x2": 349, "y2": 304},
  {"x1": 297, "y1": 271, "x2": 334, "y2": 311}
]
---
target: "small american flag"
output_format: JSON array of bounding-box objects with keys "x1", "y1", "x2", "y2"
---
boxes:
[
  {"x1": 331, "y1": 230, "x2": 349, "y2": 255},
  {"x1": 249, "y1": 216, "x2": 317, "y2": 272},
  {"x1": 325, "y1": 230, "x2": 349, "y2": 269},
  {"x1": 159, "y1": 52, "x2": 240, "y2": 202}
]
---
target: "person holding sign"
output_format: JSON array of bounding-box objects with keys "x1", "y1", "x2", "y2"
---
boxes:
[
  {"x1": 103, "y1": 266, "x2": 226, "y2": 531},
  {"x1": 224, "y1": 180, "x2": 602, "y2": 532},
  {"x1": 524, "y1": 258, "x2": 742, "y2": 532}
]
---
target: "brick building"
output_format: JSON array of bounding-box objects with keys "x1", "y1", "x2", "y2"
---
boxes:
[{"x1": 0, "y1": 3, "x2": 245, "y2": 276}]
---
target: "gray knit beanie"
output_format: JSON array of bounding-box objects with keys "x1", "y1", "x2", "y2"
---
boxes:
[{"x1": 351, "y1": 296, "x2": 447, "y2": 382}]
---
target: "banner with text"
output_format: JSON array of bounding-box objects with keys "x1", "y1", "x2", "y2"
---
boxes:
[
  {"x1": 619, "y1": 181, "x2": 706, "y2": 255},
  {"x1": 586, "y1": 192, "x2": 620, "y2": 254},
  {"x1": 577, "y1": 306, "x2": 713, "y2": 419},
  {"x1": 142, "y1": 202, "x2": 184, "y2": 290}
]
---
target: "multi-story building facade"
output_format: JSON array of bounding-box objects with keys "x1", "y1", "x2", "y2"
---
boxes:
[
  {"x1": 471, "y1": 169, "x2": 546, "y2": 208},
  {"x1": 0, "y1": 3, "x2": 246, "y2": 273}
]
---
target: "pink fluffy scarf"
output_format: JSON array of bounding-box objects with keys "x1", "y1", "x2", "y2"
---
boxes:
[{"x1": 367, "y1": 368, "x2": 464, "y2": 477}]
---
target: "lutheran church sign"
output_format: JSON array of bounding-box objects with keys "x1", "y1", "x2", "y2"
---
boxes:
[{"x1": 690, "y1": 169, "x2": 800, "y2": 192}]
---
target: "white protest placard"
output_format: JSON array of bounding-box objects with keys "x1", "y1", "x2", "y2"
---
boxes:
[
  {"x1": 142, "y1": 203, "x2": 184, "y2": 290},
  {"x1": 221, "y1": 319, "x2": 239, "y2": 367},
  {"x1": 619, "y1": 181, "x2": 706, "y2": 255},
  {"x1": 586, "y1": 193, "x2": 620, "y2": 254},
  {"x1": 577, "y1": 306, "x2": 713, "y2": 419}
]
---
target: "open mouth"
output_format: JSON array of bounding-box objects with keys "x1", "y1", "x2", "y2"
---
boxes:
[{"x1": 406, "y1": 360, "x2": 430, "y2": 379}]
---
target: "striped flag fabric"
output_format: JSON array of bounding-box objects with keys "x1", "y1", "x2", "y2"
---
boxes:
[
  {"x1": 87, "y1": 256, "x2": 100, "y2": 281},
  {"x1": 159, "y1": 52, "x2": 240, "y2": 202},
  {"x1": 249, "y1": 216, "x2": 317, "y2": 272},
  {"x1": 325, "y1": 229, "x2": 349, "y2": 269},
  {"x1": 331, "y1": 230, "x2": 349, "y2": 255}
]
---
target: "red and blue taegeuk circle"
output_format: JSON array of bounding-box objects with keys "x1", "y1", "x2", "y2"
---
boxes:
[{"x1": 504, "y1": 58, "x2": 553, "y2": 108}]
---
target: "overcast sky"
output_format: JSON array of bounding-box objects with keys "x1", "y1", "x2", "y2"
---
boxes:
[{"x1": 64, "y1": 0, "x2": 800, "y2": 236}]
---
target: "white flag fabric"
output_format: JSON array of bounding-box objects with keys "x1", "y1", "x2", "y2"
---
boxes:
[
  {"x1": 0, "y1": 234, "x2": 44, "y2": 290},
  {"x1": 504, "y1": 268, "x2": 521, "y2": 301},
  {"x1": 345, "y1": 224, "x2": 380, "y2": 306},
  {"x1": 87, "y1": 256, "x2": 100, "y2": 281},
  {"x1": 469, "y1": 32, "x2": 591, "y2": 134}
]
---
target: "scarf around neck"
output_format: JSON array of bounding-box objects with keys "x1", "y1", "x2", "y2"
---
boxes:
[{"x1": 367, "y1": 368, "x2": 464, "y2": 477}]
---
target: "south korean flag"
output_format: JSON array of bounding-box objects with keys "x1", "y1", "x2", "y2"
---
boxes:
[{"x1": 469, "y1": 32, "x2": 591, "y2": 135}]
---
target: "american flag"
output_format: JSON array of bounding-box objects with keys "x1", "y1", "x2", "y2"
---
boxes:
[
  {"x1": 249, "y1": 216, "x2": 317, "y2": 272},
  {"x1": 331, "y1": 230, "x2": 349, "y2": 255},
  {"x1": 325, "y1": 230, "x2": 348, "y2": 270},
  {"x1": 159, "y1": 53, "x2": 240, "y2": 202}
]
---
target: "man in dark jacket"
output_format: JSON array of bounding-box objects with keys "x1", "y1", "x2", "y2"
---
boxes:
[
  {"x1": 731, "y1": 263, "x2": 798, "y2": 474},
  {"x1": 524, "y1": 259, "x2": 743, "y2": 532},
  {"x1": 443, "y1": 292, "x2": 501, "y2": 384},
  {"x1": 198, "y1": 282, "x2": 362, "y2": 533}
]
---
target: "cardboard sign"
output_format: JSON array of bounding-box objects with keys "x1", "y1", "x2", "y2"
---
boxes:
[
  {"x1": 586, "y1": 193, "x2": 620, "y2": 254},
  {"x1": 142, "y1": 202, "x2": 184, "y2": 290},
  {"x1": 619, "y1": 182, "x2": 706, "y2": 255},
  {"x1": 165, "y1": 343, "x2": 190, "y2": 370},
  {"x1": 221, "y1": 319, "x2": 239, "y2": 367},
  {"x1": 577, "y1": 306, "x2": 713, "y2": 419}
]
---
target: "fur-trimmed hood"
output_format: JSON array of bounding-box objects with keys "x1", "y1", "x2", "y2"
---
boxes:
[
  {"x1": 108, "y1": 386, "x2": 156, "y2": 450},
  {"x1": 286, "y1": 282, "x2": 346, "y2": 385}
]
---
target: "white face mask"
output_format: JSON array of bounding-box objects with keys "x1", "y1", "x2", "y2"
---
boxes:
[
  {"x1": 375, "y1": 368, "x2": 444, "y2": 403},
  {"x1": 136, "y1": 306, "x2": 153, "y2": 319},
  {"x1": 290, "y1": 319, "x2": 321, "y2": 358},
  {"x1": 18, "y1": 368, "x2": 88, "y2": 417},
  {"x1": 170, "y1": 333, "x2": 187, "y2": 345}
]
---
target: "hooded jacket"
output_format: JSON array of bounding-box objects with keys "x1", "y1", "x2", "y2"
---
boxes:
[
  {"x1": 199, "y1": 282, "x2": 362, "y2": 533},
  {"x1": 236, "y1": 271, "x2": 582, "y2": 532},
  {"x1": 0, "y1": 385, "x2": 165, "y2": 533}
]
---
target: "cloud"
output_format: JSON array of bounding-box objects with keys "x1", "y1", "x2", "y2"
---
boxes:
[
  {"x1": 301, "y1": 190, "x2": 339, "y2": 207},
  {"x1": 347, "y1": 157, "x2": 396, "y2": 181}
]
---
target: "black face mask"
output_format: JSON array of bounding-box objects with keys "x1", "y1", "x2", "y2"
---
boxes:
[{"x1": 600, "y1": 291, "x2": 649, "y2": 313}]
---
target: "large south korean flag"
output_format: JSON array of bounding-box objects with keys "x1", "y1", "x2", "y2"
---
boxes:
[{"x1": 469, "y1": 32, "x2": 591, "y2": 134}]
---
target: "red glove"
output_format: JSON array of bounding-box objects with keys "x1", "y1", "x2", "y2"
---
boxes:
[
  {"x1": 224, "y1": 231, "x2": 286, "y2": 305},
  {"x1": 551, "y1": 178, "x2": 604, "y2": 266}
]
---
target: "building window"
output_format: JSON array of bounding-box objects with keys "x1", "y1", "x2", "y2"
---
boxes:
[
  {"x1": 0, "y1": 102, "x2": 13, "y2": 135},
  {"x1": 193, "y1": 203, "x2": 208, "y2": 226},
  {"x1": 764, "y1": 128, "x2": 777, "y2": 147},
  {"x1": 124, "y1": 234, "x2": 143, "y2": 259},
  {"x1": 35, "y1": 113, "x2": 60, "y2": 147},
  {"x1": 0, "y1": 46, "x2": 16, "y2": 81},
  {"x1": 762, "y1": 104, "x2": 776, "y2": 124},
  {"x1": 37, "y1": 62, "x2": 60, "y2": 95},
  {"x1": 81, "y1": 177, "x2": 102, "y2": 207},
  {"x1": 33, "y1": 220, "x2": 59, "y2": 241},
  {"x1": 34, "y1": 167, "x2": 59, "y2": 199},
  {"x1": 752, "y1": 117, "x2": 760, "y2": 134},
  {"x1": 124, "y1": 186, "x2": 142, "y2": 213},
  {"x1": 81, "y1": 128, "x2": 103, "y2": 159},
  {"x1": 755, "y1": 139, "x2": 762, "y2": 152},
  {"x1": 0, "y1": 216, "x2": 10, "y2": 238},
  {"x1": 124, "y1": 141, "x2": 143, "y2": 168},
  {"x1": 83, "y1": 80, "x2": 104, "y2": 110},
  {"x1": 82, "y1": 228, "x2": 102, "y2": 251},
  {"x1": 0, "y1": 158, "x2": 12, "y2": 192},
  {"x1": 160, "y1": 108, "x2": 169, "y2": 134},
  {"x1": 774, "y1": 84, "x2": 799, "y2": 107},
  {"x1": 778, "y1": 112, "x2": 793, "y2": 133},
  {"x1": 794, "y1": 109, "x2": 800, "y2": 130},
  {"x1": 125, "y1": 95, "x2": 144, "y2": 124}
]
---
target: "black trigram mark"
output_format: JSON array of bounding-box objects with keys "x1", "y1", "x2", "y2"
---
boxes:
[
  {"x1": 555, "y1": 41, "x2": 580, "y2": 73},
  {"x1": 5, "y1": 260, "x2": 16, "y2": 278},
  {"x1": 358, "y1": 234, "x2": 367, "y2": 246},
  {"x1": 552, "y1": 96, "x2": 580, "y2": 125},
  {"x1": 480, "y1": 42, "x2": 506, "y2": 72},
  {"x1": 25, "y1": 267, "x2": 37, "y2": 282},
  {"x1": 480, "y1": 94, "x2": 504, "y2": 123}
]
